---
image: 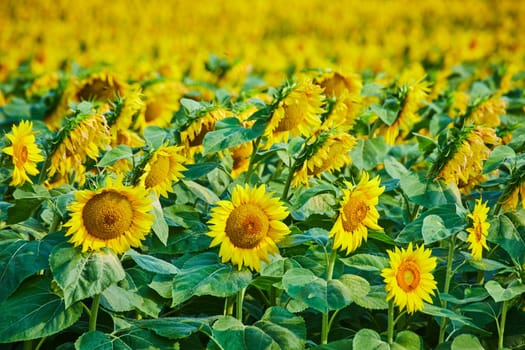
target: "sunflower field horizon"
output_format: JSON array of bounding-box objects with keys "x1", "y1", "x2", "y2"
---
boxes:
[{"x1": 1, "y1": 0, "x2": 525, "y2": 349}]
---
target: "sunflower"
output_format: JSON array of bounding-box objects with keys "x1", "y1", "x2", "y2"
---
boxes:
[
  {"x1": 380, "y1": 77, "x2": 430, "y2": 145},
  {"x1": 179, "y1": 107, "x2": 230, "y2": 162},
  {"x1": 139, "y1": 145, "x2": 187, "y2": 198},
  {"x1": 230, "y1": 142, "x2": 253, "y2": 178},
  {"x1": 134, "y1": 82, "x2": 185, "y2": 132},
  {"x1": 329, "y1": 172, "x2": 385, "y2": 254},
  {"x1": 381, "y1": 243, "x2": 438, "y2": 314},
  {"x1": 293, "y1": 133, "x2": 357, "y2": 187},
  {"x1": 74, "y1": 72, "x2": 125, "y2": 103},
  {"x1": 466, "y1": 199, "x2": 490, "y2": 260},
  {"x1": 468, "y1": 97, "x2": 506, "y2": 128},
  {"x1": 2, "y1": 120, "x2": 45, "y2": 186},
  {"x1": 64, "y1": 177, "x2": 154, "y2": 254},
  {"x1": 207, "y1": 184, "x2": 290, "y2": 271},
  {"x1": 264, "y1": 78, "x2": 324, "y2": 147}
]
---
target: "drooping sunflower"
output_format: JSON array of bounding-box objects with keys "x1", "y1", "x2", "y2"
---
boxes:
[
  {"x1": 139, "y1": 145, "x2": 187, "y2": 198},
  {"x1": 64, "y1": 177, "x2": 154, "y2": 254},
  {"x1": 230, "y1": 141, "x2": 253, "y2": 178},
  {"x1": 381, "y1": 243, "x2": 438, "y2": 314},
  {"x1": 466, "y1": 199, "x2": 490, "y2": 260},
  {"x1": 468, "y1": 97, "x2": 506, "y2": 128},
  {"x1": 264, "y1": 78, "x2": 324, "y2": 147},
  {"x1": 207, "y1": 184, "x2": 290, "y2": 271},
  {"x1": 293, "y1": 132, "x2": 357, "y2": 187},
  {"x1": 329, "y1": 173, "x2": 385, "y2": 254},
  {"x1": 2, "y1": 120, "x2": 45, "y2": 186},
  {"x1": 498, "y1": 164, "x2": 525, "y2": 211},
  {"x1": 179, "y1": 107, "x2": 230, "y2": 162}
]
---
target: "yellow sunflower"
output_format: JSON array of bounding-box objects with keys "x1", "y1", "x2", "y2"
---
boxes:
[
  {"x1": 2, "y1": 120, "x2": 45, "y2": 186},
  {"x1": 64, "y1": 177, "x2": 154, "y2": 254},
  {"x1": 293, "y1": 133, "x2": 357, "y2": 187},
  {"x1": 264, "y1": 78, "x2": 324, "y2": 147},
  {"x1": 468, "y1": 97, "x2": 506, "y2": 128},
  {"x1": 230, "y1": 142, "x2": 253, "y2": 178},
  {"x1": 134, "y1": 82, "x2": 185, "y2": 132},
  {"x1": 74, "y1": 72, "x2": 126, "y2": 103},
  {"x1": 207, "y1": 184, "x2": 290, "y2": 271},
  {"x1": 381, "y1": 243, "x2": 438, "y2": 314},
  {"x1": 466, "y1": 199, "x2": 490, "y2": 260},
  {"x1": 139, "y1": 145, "x2": 187, "y2": 198},
  {"x1": 179, "y1": 108, "x2": 230, "y2": 162},
  {"x1": 329, "y1": 172, "x2": 385, "y2": 254}
]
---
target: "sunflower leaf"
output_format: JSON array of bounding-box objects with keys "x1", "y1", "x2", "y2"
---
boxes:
[
  {"x1": 75, "y1": 330, "x2": 131, "y2": 350},
  {"x1": 50, "y1": 244, "x2": 126, "y2": 308},
  {"x1": 202, "y1": 117, "x2": 265, "y2": 156},
  {"x1": 209, "y1": 316, "x2": 280, "y2": 350},
  {"x1": 96, "y1": 144, "x2": 132, "y2": 167},
  {"x1": 0, "y1": 276, "x2": 83, "y2": 343},
  {"x1": 151, "y1": 194, "x2": 169, "y2": 245}
]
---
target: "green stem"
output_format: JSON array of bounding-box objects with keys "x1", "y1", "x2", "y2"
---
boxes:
[
  {"x1": 88, "y1": 294, "x2": 101, "y2": 332},
  {"x1": 321, "y1": 249, "x2": 338, "y2": 344},
  {"x1": 438, "y1": 235, "x2": 455, "y2": 344},
  {"x1": 498, "y1": 300, "x2": 509, "y2": 350},
  {"x1": 48, "y1": 209, "x2": 61, "y2": 233},
  {"x1": 245, "y1": 137, "x2": 262, "y2": 184},
  {"x1": 35, "y1": 337, "x2": 46, "y2": 350},
  {"x1": 224, "y1": 297, "x2": 234, "y2": 316},
  {"x1": 387, "y1": 300, "x2": 395, "y2": 344},
  {"x1": 281, "y1": 157, "x2": 297, "y2": 201},
  {"x1": 236, "y1": 288, "x2": 246, "y2": 321}
]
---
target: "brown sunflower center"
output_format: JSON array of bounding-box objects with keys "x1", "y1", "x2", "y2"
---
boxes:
[
  {"x1": 17, "y1": 145, "x2": 29, "y2": 164},
  {"x1": 342, "y1": 199, "x2": 369, "y2": 232},
  {"x1": 396, "y1": 260, "x2": 421, "y2": 292},
  {"x1": 145, "y1": 101, "x2": 163, "y2": 122},
  {"x1": 474, "y1": 222, "x2": 483, "y2": 242},
  {"x1": 82, "y1": 191, "x2": 134, "y2": 240},
  {"x1": 225, "y1": 203, "x2": 269, "y2": 248},
  {"x1": 275, "y1": 103, "x2": 301, "y2": 132},
  {"x1": 77, "y1": 78, "x2": 121, "y2": 102},
  {"x1": 189, "y1": 120, "x2": 214, "y2": 147},
  {"x1": 145, "y1": 155, "x2": 170, "y2": 189}
]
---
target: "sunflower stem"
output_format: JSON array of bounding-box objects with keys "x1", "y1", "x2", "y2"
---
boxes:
[
  {"x1": 88, "y1": 294, "x2": 101, "y2": 332},
  {"x1": 35, "y1": 337, "x2": 46, "y2": 350},
  {"x1": 236, "y1": 287, "x2": 246, "y2": 321},
  {"x1": 224, "y1": 297, "x2": 234, "y2": 316},
  {"x1": 48, "y1": 209, "x2": 61, "y2": 233},
  {"x1": 245, "y1": 136, "x2": 262, "y2": 184},
  {"x1": 498, "y1": 300, "x2": 509, "y2": 350},
  {"x1": 438, "y1": 235, "x2": 455, "y2": 344},
  {"x1": 321, "y1": 248, "x2": 338, "y2": 344},
  {"x1": 281, "y1": 158, "x2": 297, "y2": 201},
  {"x1": 387, "y1": 300, "x2": 395, "y2": 344}
]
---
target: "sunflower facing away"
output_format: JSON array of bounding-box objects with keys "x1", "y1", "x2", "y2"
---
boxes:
[
  {"x1": 329, "y1": 172, "x2": 385, "y2": 254},
  {"x1": 207, "y1": 184, "x2": 290, "y2": 271},
  {"x1": 381, "y1": 243, "x2": 438, "y2": 314},
  {"x1": 466, "y1": 199, "x2": 490, "y2": 260},
  {"x1": 139, "y1": 145, "x2": 187, "y2": 198},
  {"x1": 64, "y1": 177, "x2": 154, "y2": 254},
  {"x1": 2, "y1": 120, "x2": 45, "y2": 186}
]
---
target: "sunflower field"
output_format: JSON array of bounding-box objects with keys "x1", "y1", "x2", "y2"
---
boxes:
[{"x1": 1, "y1": 0, "x2": 525, "y2": 349}]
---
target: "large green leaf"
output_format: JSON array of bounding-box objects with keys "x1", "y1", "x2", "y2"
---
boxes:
[
  {"x1": 123, "y1": 316, "x2": 214, "y2": 340},
  {"x1": 339, "y1": 254, "x2": 389, "y2": 272},
  {"x1": 181, "y1": 180, "x2": 220, "y2": 204},
  {"x1": 485, "y1": 280, "x2": 525, "y2": 303},
  {"x1": 350, "y1": 138, "x2": 388, "y2": 170},
  {"x1": 96, "y1": 144, "x2": 132, "y2": 167},
  {"x1": 396, "y1": 204, "x2": 466, "y2": 244},
  {"x1": 354, "y1": 285, "x2": 389, "y2": 310},
  {"x1": 483, "y1": 145, "x2": 515, "y2": 173},
  {"x1": 171, "y1": 253, "x2": 252, "y2": 306},
  {"x1": 254, "y1": 307, "x2": 306, "y2": 350},
  {"x1": 488, "y1": 213, "x2": 525, "y2": 261},
  {"x1": 209, "y1": 316, "x2": 280, "y2": 350},
  {"x1": 352, "y1": 328, "x2": 388, "y2": 350},
  {"x1": 125, "y1": 249, "x2": 179, "y2": 275},
  {"x1": 0, "y1": 236, "x2": 55, "y2": 301},
  {"x1": 399, "y1": 173, "x2": 461, "y2": 208},
  {"x1": 101, "y1": 283, "x2": 159, "y2": 318},
  {"x1": 282, "y1": 268, "x2": 369, "y2": 313},
  {"x1": 451, "y1": 334, "x2": 484, "y2": 350},
  {"x1": 151, "y1": 194, "x2": 169, "y2": 245},
  {"x1": 50, "y1": 245, "x2": 126, "y2": 307},
  {"x1": 75, "y1": 331, "x2": 131, "y2": 350},
  {"x1": 0, "y1": 276, "x2": 83, "y2": 342},
  {"x1": 202, "y1": 117, "x2": 266, "y2": 155}
]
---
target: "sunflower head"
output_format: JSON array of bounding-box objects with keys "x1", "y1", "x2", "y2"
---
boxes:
[
  {"x1": 135, "y1": 82, "x2": 184, "y2": 132},
  {"x1": 381, "y1": 243, "x2": 437, "y2": 314},
  {"x1": 2, "y1": 120, "x2": 45, "y2": 186},
  {"x1": 139, "y1": 145, "x2": 187, "y2": 198},
  {"x1": 329, "y1": 172, "x2": 385, "y2": 254},
  {"x1": 207, "y1": 184, "x2": 290, "y2": 271},
  {"x1": 64, "y1": 177, "x2": 154, "y2": 254},
  {"x1": 264, "y1": 78, "x2": 324, "y2": 147},
  {"x1": 466, "y1": 199, "x2": 490, "y2": 260},
  {"x1": 75, "y1": 72, "x2": 125, "y2": 103}
]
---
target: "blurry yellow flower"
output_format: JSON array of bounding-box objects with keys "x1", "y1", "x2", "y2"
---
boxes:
[
  {"x1": 64, "y1": 177, "x2": 154, "y2": 254},
  {"x1": 293, "y1": 133, "x2": 357, "y2": 187},
  {"x1": 74, "y1": 72, "x2": 125, "y2": 103},
  {"x1": 381, "y1": 243, "x2": 437, "y2": 314},
  {"x1": 448, "y1": 91, "x2": 470, "y2": 118},
  {"x1": 135, "y1": 82, "x2": 184, "y2": 132},
  {"x1": 468, "y1": 97, "x2": 507, "y2": 128},
  {"x1": 329, "y1": 173, "x2": 384, "y2": 254},
  {"x1": 230, "y1": 142, "x2": 253, "y2": 178},
  {"x1": 26, "y1": 71, "x2": 61, "y2": 97},
  {"x1": 2, "y1": 120, "x2": 45, "y2": 186},
  {"x1": 207, "y1": 184, "x2": 290, "y2": 271},
  {"x1": 466, "y1": 199, "x2": 490, "y2": 260},
  {"x1": 499, "y1": 167, "x2": 525, "y2": 211},
  {"x1": 139, "y1": 145, "x2": 187, "y2": 198},
  {"x1": 264, "y1": 79, "x2": 324, "y2": 147}
]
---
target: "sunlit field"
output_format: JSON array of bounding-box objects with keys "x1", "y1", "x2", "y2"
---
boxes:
[{"x1": 1, "y1": 0, "x2": 525, "y2": 349}]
